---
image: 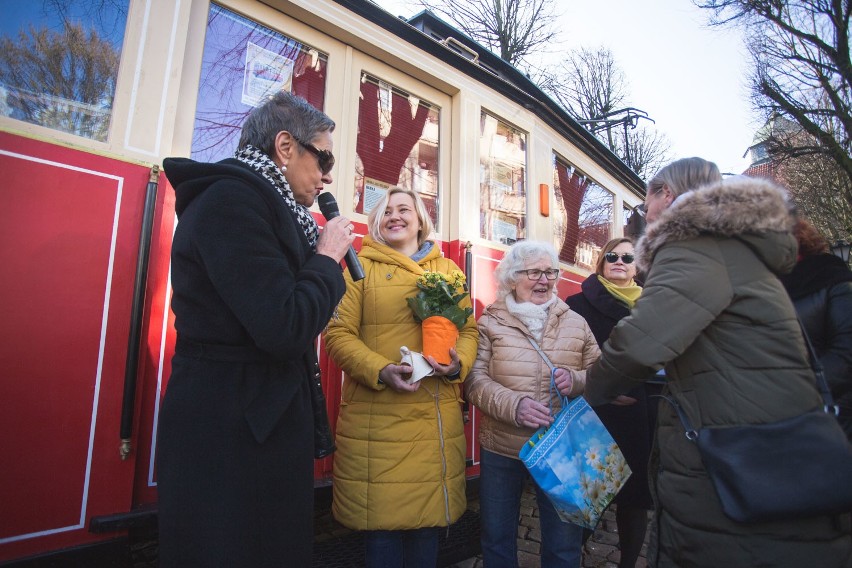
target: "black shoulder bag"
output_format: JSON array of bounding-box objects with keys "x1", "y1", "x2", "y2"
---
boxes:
[{"x1": 659, "y1": 321, "x2": 852, "y2": 523}]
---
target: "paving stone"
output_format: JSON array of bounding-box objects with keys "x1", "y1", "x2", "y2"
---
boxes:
[{"x1": 517, "y1": 539, "x2": 541, "y2": 554}]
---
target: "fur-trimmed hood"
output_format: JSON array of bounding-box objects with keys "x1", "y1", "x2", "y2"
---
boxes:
[{"x1": 636, "y1": 176, "x2": 797, "y2": 275}]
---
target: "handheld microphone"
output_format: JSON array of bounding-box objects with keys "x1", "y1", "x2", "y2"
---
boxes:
[{"x1": 317, "y1": 192, "x2": 365, "y2": 281}]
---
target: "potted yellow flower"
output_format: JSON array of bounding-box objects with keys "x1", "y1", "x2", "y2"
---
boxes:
[{"x1": 406, "y1": 271, "x2": 473, "y2": 364}]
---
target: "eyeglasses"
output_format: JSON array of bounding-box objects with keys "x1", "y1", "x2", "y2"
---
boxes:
[
  {"x1": 604, "y1": 252, "x2": 635, "y2": 264},
  {"x1": 292, "y1": 135, "x2": 335, "y2": 175},
  {"x1": 515, "y1": 269, "x2": 560, "y2": 280}
]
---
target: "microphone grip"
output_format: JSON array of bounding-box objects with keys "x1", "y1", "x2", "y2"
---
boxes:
[{"x1": 344, "y1": 246, "x2": 365, "y2": 281}]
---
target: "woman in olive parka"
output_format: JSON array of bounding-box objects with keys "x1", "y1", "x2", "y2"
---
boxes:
[{"x1": 584, "y1": 158, "x2": 852, "y2": 568}]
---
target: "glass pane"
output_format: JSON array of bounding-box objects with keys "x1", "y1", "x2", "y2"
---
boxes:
[
  {"x1": 553, "y1": 155, "x2": 613, "y2": 269},
  {"x1": 354, "y1": 74, "x2": 440, "y2": 227},
  {"x1": 191, "y1": 3, "x2": 329, "y2": 163},
  {"x1": 480, "y1": 113, "x2": 526, "y2": 244},
  {"x1": 0, "y1": 0, "x2": 130, "y2": 141}
]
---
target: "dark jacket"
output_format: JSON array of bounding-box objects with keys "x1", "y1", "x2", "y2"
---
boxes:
[
  {"x1": 585, "y1": 177, "x2": 851, "y2": 568},
  {"x1": 566, "y1": 275, "x2": 653, "y2": 510},
  {"x1": 157, "y1": 158, "x2": 345, "y2": 567},
  {"x1": 780, "y1": 253, "x2": 852, "y2": 440}
]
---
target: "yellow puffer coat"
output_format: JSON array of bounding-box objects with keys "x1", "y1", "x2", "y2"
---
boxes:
[{"x1": 324, "y1": 237, "x2": 478, "y2": 531}]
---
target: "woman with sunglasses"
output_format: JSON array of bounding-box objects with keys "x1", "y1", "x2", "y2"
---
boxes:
[
  {"x1": 584, "y1": 158, "x2": 851, "y2": 567},
  {"x1": 158, "y1": 92, "x2": 354, "y2": 567},
  {"x1": 565, "y1": 237, "x2": 652, "y2": 568},
  {"x1": 465, "y1": 240, "x2": 600, "y2": 567}
]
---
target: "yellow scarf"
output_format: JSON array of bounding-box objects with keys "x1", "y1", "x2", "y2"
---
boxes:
[{"x1": 598, "y1": 275, "x2": 642, "y2": 308}]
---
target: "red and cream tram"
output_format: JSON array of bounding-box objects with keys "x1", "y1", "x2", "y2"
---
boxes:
[{"x1": 0, "y1": 0, "x2": 644, "y2": 563}]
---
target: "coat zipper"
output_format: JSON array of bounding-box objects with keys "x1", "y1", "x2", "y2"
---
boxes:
[{"x1": 428, "y1": 381, "x2": 451, "y2": 527}]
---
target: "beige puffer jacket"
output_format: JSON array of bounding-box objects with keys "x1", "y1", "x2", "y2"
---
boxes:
[{"x1": 465, "y1": 298, "x2": 600, "y2": 458}]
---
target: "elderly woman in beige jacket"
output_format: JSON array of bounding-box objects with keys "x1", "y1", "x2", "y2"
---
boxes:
[{"x1": 466, "y1": 240, "x2": 600, "y2": 567}]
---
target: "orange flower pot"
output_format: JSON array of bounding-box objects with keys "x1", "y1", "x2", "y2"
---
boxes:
[{"x1": 421, "y1": 315, "x2": 459, "y2": 365}]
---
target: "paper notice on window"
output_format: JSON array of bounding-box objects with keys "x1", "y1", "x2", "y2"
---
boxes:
[
  {"x1": 492, "y1": 217, "x2": 518, "y2": 243},
  {"x1": 242, "y1": 42, "x2": 294, "y2": 107},
  {"x1": 363, "y1": 178, "x2": 391, "y2": 215}
]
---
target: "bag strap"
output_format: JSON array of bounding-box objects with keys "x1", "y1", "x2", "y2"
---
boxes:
[
  {"x1": 657, "y1": 316, "x2": 840, "y2": 442},
  {"x1": 526, "y1": 336, "x2": 555, "y2": 370},
  {"x1": 734, "y1": 236, "x2": 836, "y2": 415},
  {"x1": 525, "y1": 336, "x2": 563, "y2": 416},
  {"x1": 797, "y1": 316, "x2": 838, "y2": 415}
]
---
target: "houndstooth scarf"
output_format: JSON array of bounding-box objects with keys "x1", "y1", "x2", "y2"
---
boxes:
[{"x1": 234, "y1": 144, "x2": 319, "y2": 249}]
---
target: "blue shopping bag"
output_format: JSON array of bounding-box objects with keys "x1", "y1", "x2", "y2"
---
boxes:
[{"x1": 519, "y1": 372, "x2": 631, "y2": 530}]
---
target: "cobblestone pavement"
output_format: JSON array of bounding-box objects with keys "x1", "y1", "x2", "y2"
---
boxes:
[
  {"x1": 444, "y1": 480, "x2": 650, "y2": 568},
  {"x1": 133, "y1": 479, "x2": 650, "y2": 567}
]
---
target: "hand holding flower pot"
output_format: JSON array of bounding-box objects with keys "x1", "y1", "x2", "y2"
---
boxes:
[{"x1": 406, "y1": 271, "x2": 473, "y2": 365}]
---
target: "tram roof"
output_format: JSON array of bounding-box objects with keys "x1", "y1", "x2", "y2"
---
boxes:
[{"x1": 337, "y1": 0, "x2": 646, "y2": 196}]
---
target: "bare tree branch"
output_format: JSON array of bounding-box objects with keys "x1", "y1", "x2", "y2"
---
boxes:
[
  {"x1": 695, "y1": 0, "x2": 852, "y2": 184},
  {"x1": 538, "y1": 47, "x2": 672, "y2": 179},
  {"x1": 417, "y1": 0, "x2": 562, "y2": 65}
]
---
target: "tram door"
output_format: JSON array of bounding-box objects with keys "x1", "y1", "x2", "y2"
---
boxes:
[{"x1": 0, "y1": 132, "x2": 154, "y2": 562}]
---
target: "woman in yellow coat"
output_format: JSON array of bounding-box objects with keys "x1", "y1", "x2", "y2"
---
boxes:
[{"x1": 324, "y1": 187, "x2": 478, "y2": 567}]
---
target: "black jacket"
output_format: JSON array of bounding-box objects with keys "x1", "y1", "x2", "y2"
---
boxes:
[
  {"x1": 780, "y1": 253, "x2": 852, "y2": 439},
  {"x1": 157, "y1": 158, "x2": 345, "y2": 567}
]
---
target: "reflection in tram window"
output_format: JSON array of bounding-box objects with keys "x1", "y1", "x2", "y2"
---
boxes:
[
  {"x1": 0, "y1": 0, "x2": 130, "y2": 141},
  {"x1": 354, "y1": 74, "x2": 440, "y2": 226},
  {"x1": 191, "y1": 4, "x2": 329, "y2": 163},
  {"x1": 552, "y1": 156, "x2": 614, "y2": 270},
  {"x1": 479, "y1": 113, "x2": 527, "y2": 244}
]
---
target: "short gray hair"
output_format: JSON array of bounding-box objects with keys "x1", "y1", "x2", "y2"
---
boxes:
[
  {"x1": 238, "y1": 91, "x2": 335, "y2": 157},
  {"x1": 647, "y1": 157, "x2": 721, "y2": 199},
  {"x1": 495, "y1": 241, "x2": 559, "y2": 300}
]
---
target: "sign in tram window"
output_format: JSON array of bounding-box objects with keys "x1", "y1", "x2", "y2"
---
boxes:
[
  {"x1": 0, "y1": 0, "x2": 130, "y2": 142},
  {"x1": 552, "y1": 156, "x2": 613, "y2": 270},
  {"x1": 480, "y1": 113, "x2": 526, "y2": 244},
  {"x1": 191, "y1": 4, "x2": 329, "y2": 163},
  {"x1": 354, "y1": 74, "x2": 440, "y2": 226}
]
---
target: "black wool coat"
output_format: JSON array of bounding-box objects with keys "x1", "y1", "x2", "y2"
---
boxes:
[
  {"x1": 566, "y1": 275, "x2": 653, "y2": 509},
  {"x1": 156, "y1": 158, "x2": 345, "y2": 568}
]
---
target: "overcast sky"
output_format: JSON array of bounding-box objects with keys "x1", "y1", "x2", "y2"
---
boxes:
[{"x1": 373, "y1": 0, "x2": 759, "y2": 176}]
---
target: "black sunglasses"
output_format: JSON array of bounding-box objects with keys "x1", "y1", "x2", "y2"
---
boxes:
[
  {"x1": 292, "y1": 135, "x2": 335, "y2": 175},
  {"x1": 604, "y1": 252, "x2": 635, "y2": 264}
]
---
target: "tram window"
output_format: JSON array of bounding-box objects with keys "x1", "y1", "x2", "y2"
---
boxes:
[
  {"x1": 191, "y1": 4, "x2": 329, "y2": 163},
  {"x1": 0, "y1": 0, "x2": 130, "y2": 142},
  {"x1": 479, "y1": 113, "x2": 526, "y2": 243},
  {"x1": 552, "y1": 155, "x2": 613, "y2": 270},
  {"x1": 354, "y1": 74, "x2": 440, "y2": 227}
]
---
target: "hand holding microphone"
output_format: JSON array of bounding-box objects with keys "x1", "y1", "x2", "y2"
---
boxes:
[{"x1": 316, "y1": 192, "x2": 365, "y2": 281}]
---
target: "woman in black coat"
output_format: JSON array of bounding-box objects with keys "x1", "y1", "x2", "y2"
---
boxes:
[
  {"x1": 566, "y1": 237, "x2": 652, "y2": 568},
  {"x1": 780, "y1": 217, "x2": 852, "y2": 441},
  {"x1": 157, "y1": 92, "x2": 355, "y2": 567}
]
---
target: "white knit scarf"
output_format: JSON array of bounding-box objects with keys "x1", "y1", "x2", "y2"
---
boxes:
[{"x1": 506, "y1": 294, "x2": 557, "y2": 343}]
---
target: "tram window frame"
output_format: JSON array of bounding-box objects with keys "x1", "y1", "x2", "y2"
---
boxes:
[
  {"x1": 0, "y1": 0, "x2": 131, "y2": 143},
  {"x1": 352, "y1": 72, "x2": 442, "y2": 229},
  {"x1": 551, "y1": 153, "x2": 614, "y2": 270},
  {"x1": 189, "y1": 3, "x2": 331, "y2": 164},
  {"x1": 479, "y1": 111, "x2": 527, "y2": 245}
]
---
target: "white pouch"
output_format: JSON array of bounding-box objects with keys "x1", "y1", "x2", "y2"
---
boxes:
[{"x1": 399, "y1": 346, "x2": 435, "y2": 384}]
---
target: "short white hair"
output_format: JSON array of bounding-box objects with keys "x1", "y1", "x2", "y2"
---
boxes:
[{"x1": 495, "y1": 241, "x2": 559, "y2": 300}]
